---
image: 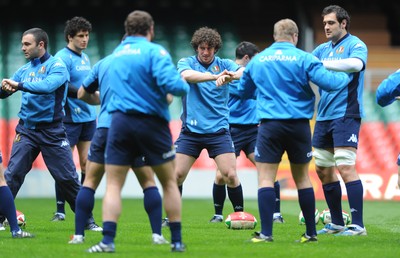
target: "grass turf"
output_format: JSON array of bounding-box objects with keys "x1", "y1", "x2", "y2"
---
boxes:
[{"x1": 1, "y1": 198, "x2": 398, "y2": 258}]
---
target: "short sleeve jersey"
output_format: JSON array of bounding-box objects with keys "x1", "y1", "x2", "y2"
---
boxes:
[{"x1": 177, "y1": 55, "x2": 240, "y2": 133}]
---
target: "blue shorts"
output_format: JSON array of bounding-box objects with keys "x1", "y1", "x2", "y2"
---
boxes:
[
  {"x1": 255, "y1": 119, "x2": 312, "y2": 164},
  {"x1": 89, "y1": 127, "x2": 147, "y2": 167},
  {"x1": 105, "y1": 112, "x2": 174, "y2": 166},
  {"x1": 88, "y1": 128, "x2": 108, "y2": 164},
  {"x1": 230, "y1": 124, "x2": 257, "y2": 157},
  {"x1": 312, "y1": 117, "x2": 361, "y2": 149},
  {"x1": 175, "y1": 128, "x2": 235, "y2": 158},
  {"x1": 64, "y1": 120, "x2": 96, "y2": 146}
]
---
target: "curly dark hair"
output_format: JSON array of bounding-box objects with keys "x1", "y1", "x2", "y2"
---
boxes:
[
  {"x1": 63, "y1": 16, "x2": 92, "y2": 43},
  {"x1": 190, "y1": 27, "x2": 222, "y2": 53}
]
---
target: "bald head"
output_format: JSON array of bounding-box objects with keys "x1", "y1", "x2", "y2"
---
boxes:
[{"x1": 273, "y1": 19, "x2": 299, "y2": 45}]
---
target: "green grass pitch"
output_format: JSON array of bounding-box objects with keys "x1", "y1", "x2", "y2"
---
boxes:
[{"x1": 1, "y1": 198, "x2": 399, "y2": 258}]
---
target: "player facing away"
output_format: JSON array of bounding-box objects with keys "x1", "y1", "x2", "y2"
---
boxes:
[
  {"x1": 86, "y1": 10, "x2": 189, "y2": 253},
  {"x1": 237, "y1": 18, "x2": 351, "y2": 243},
  {"x1": 52, "y1": 17, "x2": 99, "y2": 230},
  {"x1": 312, "y1": 5, "x2": 368, "y2": 236},
  {"x1": 68, "y1": 54, "x2": 168, "y2": 245},
  {"x1": 210, "y1": 41, "x2": 284, "y2": 224}
]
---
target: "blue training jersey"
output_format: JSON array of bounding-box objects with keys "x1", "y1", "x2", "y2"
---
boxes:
[
  {"x1": 376, "y1": 69, "x2": 400, "y2": 107},
  {"x1": 228, "y1": 79, "x2": 259, "y2": 125},
  {"x1": 82, "y1": 55, "x2": 113, "y2": 128},
  {"x1": 239, "y1": 41, "x2": 351, "y2": 120},
  {"x1": 107, "y1": 36, "x2": 189, "y2": 121},
  {"x1": 55, "y1": 47, "x2": 97, "y2": 123},
  {"x1": 312, "y1": 33, "x2": 368, "y2": 121},
  {"x1": 177, "y1": 55, "x2": 240, "y2": 133},
  {"x1": 0, "y1": 52, "x2": 68, "y2": 129}
]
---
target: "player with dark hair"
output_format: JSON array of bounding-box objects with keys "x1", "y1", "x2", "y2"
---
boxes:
[
  {"x1": 86, "y1": 10, "x2": 189, "y2": 253},
  {"x1": 0, "y1": 27, "x2": 83, "y2": 233},
  {"x1": 312, "y1": 5, "x2": 368, "y2": 236},
  {"x1": 238, "y1": 18, "x2": 350, "y2": 243},
  {"x1": 53, "y1": 17, "x2": 100, "y2": 231},
  {"x1": 210, "y1": 41, "x2": 284, "y2": 224},
  {"x1": 68, "y1": 54, "x2": 168, "y2": 245},
  {"x1": 172, "y1": 27, "x2": 244, "y2": 225}
]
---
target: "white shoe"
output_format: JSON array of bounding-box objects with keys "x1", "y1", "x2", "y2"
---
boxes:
[
  {"x1": 152, "y1": 233, "x2": 169, "y2": 244},
  {"x1": 69, "y1": 234, "x2": 84, "y2": 244},
  {"x1": 335, "y1": 224, "x2": 367, "y2": 236},
  {"x1": 317, "y1": 223, "x2": 345, "y2": 235},
  {"x1": 0, "y1": 223, "x2": 5, "y2": 231}
]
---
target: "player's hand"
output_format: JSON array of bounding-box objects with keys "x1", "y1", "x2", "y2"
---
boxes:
[
  {"x1": 1, "y1": 79, "x2": 17, "y2": 93},
  {"x1": 216, "y1": 74, "x2": 233, "y2": 87}
]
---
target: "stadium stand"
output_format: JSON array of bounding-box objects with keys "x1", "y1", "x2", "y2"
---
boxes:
[{"x1": 1, "y1": 1, "x2": 400, "y2": 173}]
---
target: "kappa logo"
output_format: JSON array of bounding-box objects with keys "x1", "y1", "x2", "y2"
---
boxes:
[
  {"x1": 61, "y1": 140, "x2": 70, "y2": 147},
  {"x1": 347, "y1": 134, "x2": 358, "y2": 143}
]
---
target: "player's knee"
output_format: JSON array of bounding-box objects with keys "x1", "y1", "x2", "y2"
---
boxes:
[
  {"x1": 313, "y1": 148, "x2": 335, "y2": 167},
  {"x1": 334, "y1": 149, "x2": 356, "y2": 166}
]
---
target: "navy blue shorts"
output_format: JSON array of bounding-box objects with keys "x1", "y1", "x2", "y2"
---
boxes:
[
  {"x1": 230, "y1": 124, "x2": 258, "y2": 157},
  {"x1": 175, "y1": 128, "x2": 235, "y2": 158},
  {"x1": 88, "y1": 128, "x2": 108, "y2": 164},
  {"x1": 106, "y1": 112, "x2": 174, "y2": 166},
  {"x1": 255, "y1": 119, "x2": 312, "y2": 164},
  {"x1": 312, "y1": 117, "x2": 361, "y2": 149},
  {"x1": 89, "y1": 127, "x2": 147, "y2": 167},
  {"x1": 64, "y1": 120, "x2": 96, "y2": 146}
]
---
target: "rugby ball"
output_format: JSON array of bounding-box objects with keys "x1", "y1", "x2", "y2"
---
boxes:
[
  {"x1": 299, "y1": 208, "x2": 319, "y2": 225},
  {"x1": 16, "y1": 210, "x2": 26, "y2": 227},
  {"x1": 319, "y1": 208, "x2": 351, "y2": 225},
  {"x1": 4, "y1": 210, "x2": 26, "y2": 228},
  {"x1": 225, "y1": 211, "x2": 257, "y2": 230}
]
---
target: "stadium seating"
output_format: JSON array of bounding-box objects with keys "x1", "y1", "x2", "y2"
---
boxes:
[{"x1": 359, "y1": 121, "x2": 398, "y2": 172}]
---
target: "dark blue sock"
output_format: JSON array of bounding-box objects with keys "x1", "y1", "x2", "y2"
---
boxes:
[
  {"x1": 258, "y1": 187, "x2": 275, "y2": 237},
  {"x1": 169, "y1": 221, "x2": 182, "y2": 244},
  {"x1": 102, "y1": 221, "x2": 117, "y2": 244},
  {"x1": 0, "y1": 186, "x2": 19, "y2": 232},
  {"x1": 212, "y1": 183, "x2": 226, "y2": 215},
  {"x1": 143, "y1": 186, "x2": 162, "y2": 235},
  {"x1": 345, "y1": 180, "x2": 364, "y2": 228},
  {"x1": 227, "y1": 184, "x2": 244, "y2": 212},
  {"x1": 274, "y1": 181, "x2": 281, "y2": 213},
  {"x1": 323, "y1": 181, "x2": 344, "y2": 226},
  {"x1": 55, "y1": 182, "x2": 65, "y2": 214},
  {"x1": 298, "y1": 187, "x2": 317, "y2": 236},
  {"x1": 75, "y1": 186, "x2": 95, "y2": 236}
]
